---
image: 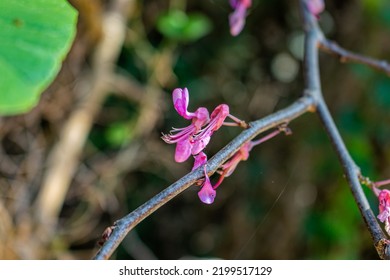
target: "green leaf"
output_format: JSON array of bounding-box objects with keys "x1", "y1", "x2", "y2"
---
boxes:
[
  {"x1": 0, "y1": 0, "x2": 78, "y2": 115},
  {"x1": 157, "y1": 10, "x2": 212, "y2": 42}
]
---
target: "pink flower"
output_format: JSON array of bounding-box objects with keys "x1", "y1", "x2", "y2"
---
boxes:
[
  {"x1": 307, "y1": 0, "x2": 325, "y2": 18},
  {"x1": 162, "y1": 87, "x2": 250, "y2": 204},
  {"x1": 162, "y1": 88, "x2": 210, "y2": 162},
  {"x1": 376, "y1": 189, "x2": 390, "y2": 235},
  {"x1": 198, "y1": 166, "x2": 216, "y2": 204},
  {"x1": 229, "y1": 0, "x2": 252, "y2": 36},
  {"x1": 162, "y1": 88, "x2": 231, "y2": 163}
]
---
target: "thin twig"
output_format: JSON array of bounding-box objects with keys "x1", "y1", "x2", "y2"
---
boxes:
[
  {"x1": 301, "y1": 0, "x2": 390, "y2": 259},
  {"x1": 319, "y1": 39, "x2": 390, "y2": 76},
  {"x1": 92, "y1": 95, "x2": 315, "y2": 259}
]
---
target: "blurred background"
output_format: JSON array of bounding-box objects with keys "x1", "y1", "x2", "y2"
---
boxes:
[{"x1": 1, "y1": 0, "x2": 390, "y2": 259}]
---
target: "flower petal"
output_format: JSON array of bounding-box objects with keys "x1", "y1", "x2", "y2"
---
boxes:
[
  {"x1": 307, "y1": 0, "x2": 325, "y2": 18},
  {"x1": 230, "y1": 0, "x2": 252, "y2": 9},
  {"x1": 175, "y1": 140, "x2": 192, "y2": 162},
  {"x1": 172, "y1": 88, "x2": 193, "y2": 119},
  {"x1": 198, "y1": 168, "x2": 216, "y2": 204},
  {"x1": 192, "y1": 107, "x2": 210, "y2": 129},
  {"x1": 378, "y1": 189, "x2": 390, "y2": 212},
  {"x1": 192, "y1": 152, "x2": 208, "y2": 171},
  {"x1": 377, "y1": 208, "x2": 390, "y2": 223},
  {"x1": 229, "y1": 0, "x2": 251, "y2": 36},
  {"x1": 210, "y1": 104, "x2": 230, "y2": 131},
  {"x1": 376, "y1": 189, "x2": 390, "y2": 235},
  {"x1": 191, "y1": 134, "x2": 211, "y2": 156},
  {"x1": 229, "y1": 5, "x2": 246, "y2": 36}
]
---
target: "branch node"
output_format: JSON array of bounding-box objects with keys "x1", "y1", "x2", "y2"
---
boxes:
[
  {"x1": 278, "y1": 123, "x2": 292, "y2": 135},
  {"x1": 98, "y1": 224, "x2": 117, "y2": 247},
  {"x1": 375, "y1": 238, "x2": 390, "y2": 260}
]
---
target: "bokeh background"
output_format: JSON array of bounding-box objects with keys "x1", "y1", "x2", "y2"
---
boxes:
[{"x1": 1, "y1": 0, "x2": 390, "y2": 259}]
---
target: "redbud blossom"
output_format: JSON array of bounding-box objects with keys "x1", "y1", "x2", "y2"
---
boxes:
[
  {"x1": 376, "y1": 189, "x2": 390, "y2": 236},
  {"x1": 162, "y1": 88, "x2": 210, "y2": 162},
  {"x1": 307, "y1": 0, "x2": 325, "y2": 18},
  {"x1": 162, "y1": 88, "x2": 231, "y2": 163},
  {"x1": 229, "y1": 0, "x2": 252, "y2": 36},
  {"x1": 198, "y1": 166, "x2": 216, "y2": 204},
  {"x1": 162, "y1": 87, "x2": 249, "y2": 204}
]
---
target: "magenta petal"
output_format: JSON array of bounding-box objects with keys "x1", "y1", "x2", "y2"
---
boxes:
[
  {"x1": 191, "y1": 134, "x2": 211, "y2": 155},
  {"x1": 210, "y1": 104, "x2": 230, "y2": 131},
  {"x1": 175, "y1": 140, "x2": 192, "y2": 162},
  {"x1": 198, "y1": 185, "x2": 216, "y2": 204},
  {"x1": 192, "y1": 152, "x2": 208, "y2": 171},
  {"x1": 198, "y1": 171, "x2": 216, "y2": 204},
  {"x1": 377, "y1": 189, "x2": 390, "y2": 234},
  {"x1": 307, "y1": 0, "x2": 325, "y2": 17},
  {"x1": 192, "y1": 107, "x2": 210, "y2": 129},
  {"x1": 377, "y1": 209, "x2": 390, "y2": 223},
  {"x1": 229, "y1": 5, "x2": 247, "y2": 36},
  {"x1": 242, "y1": 0, "x2": 252, "y2": 8},
  {"x1": 378, "y1": 189, "x2": 390, "y2": 212},
  {"x1": 173, "y1": 88, "x2": 192, "y2": 119},
  {"x1": 229, "y1": 0, "x2": 238, "y2": 8},
  {"x1": 230, "y1": 0, "x2": 251, "y2": 9},
  {"x1": 229, "y1": 0, "x2": 251, "y2": 36}
]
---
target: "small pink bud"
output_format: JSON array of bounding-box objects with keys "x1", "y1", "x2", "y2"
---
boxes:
[
  {"x1": 198, "y1": 167, "x2": 216, "y2": 204},
  {"x1": 229, "y1": 0, "x2": 252, "y2": 36},
  {"x1": 307, "y1": 0, "x2": 325, "y2": 18}
]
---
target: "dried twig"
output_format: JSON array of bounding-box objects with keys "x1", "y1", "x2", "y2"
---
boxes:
[{"x1": 319, "y1": 39, "x2": 390, "y2": 76}]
